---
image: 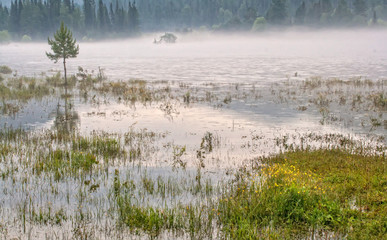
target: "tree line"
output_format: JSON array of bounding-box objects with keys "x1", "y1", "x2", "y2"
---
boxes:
[
  {"x1": 0, "y1": 0, "x2": 139, "y2": 41},
  {"x1": 1, "y1": 0, "x2": 387, "y2": 42},
  {"x1": 133, "y1": 0, "x2": 387, "y2": 30}
]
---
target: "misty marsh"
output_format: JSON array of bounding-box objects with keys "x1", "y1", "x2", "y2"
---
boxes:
[{"x1": 0, "y1": 1, "x2": 387, "y2": 238}]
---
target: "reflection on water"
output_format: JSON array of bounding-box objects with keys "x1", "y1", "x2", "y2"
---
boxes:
[
  {"x1": 9, "y1": 79, "x2": 379, "y2": 169},
  {"x1": 73, "y1": 100, "x2": 351, "y2": 168},
  {"x1": 53, "y1": 96, "x2": 80, "y2": 136}
]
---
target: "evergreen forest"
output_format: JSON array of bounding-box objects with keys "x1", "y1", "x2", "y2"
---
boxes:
[{"x1": 0, "y1": 0, "x2": 387, "y2": 41}]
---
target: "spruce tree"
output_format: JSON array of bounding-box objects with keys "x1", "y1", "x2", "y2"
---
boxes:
[
  {"x1": 64, "y1": 0, "x2": 71, "y2": 10},
  {"x1": 109, "y1": 2, "x2": 115, "y2": 31},
  {"x1": 321, "y1": 0, "x2": 333, "y2": 14},
  {"x1": 333, "y1": 0, "x2": 351, "y2": 24},
  {"x1": 84, "y1": 0, "x2": 96, "y2": 29},
  {"x1": 97, "y1": 0, "x2": 105, "y2": 30},
  {"x1": 9, "y1": 0, "x2": 20, "y2": 33},
  {"x1": 266, "y1": 0, "x2": 287, "y2": 25},
  {"x1": 0, "y1": 4, "x2": 9, "y2": 30},
  {"x1": 354, "y1": 0, "x2": 367, "y2": 16},
  {"x1": 295, "y1": 1, "x2": 306, "y2": 25},
  {"x1": 307, "y1": 2, "x2": 322, "y2": 24},
  {"x1": 372, "y1": 10, "x2": 377, "y2": 25}
]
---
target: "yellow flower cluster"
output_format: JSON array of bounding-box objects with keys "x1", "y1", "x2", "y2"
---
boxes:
[{"x1": 259, "y1": 161, "x2": 327, "y2": 194}]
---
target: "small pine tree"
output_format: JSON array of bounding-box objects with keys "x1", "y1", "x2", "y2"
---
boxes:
[{"x1": 46, "y1": 22, "x2": 79, "y2": 87}]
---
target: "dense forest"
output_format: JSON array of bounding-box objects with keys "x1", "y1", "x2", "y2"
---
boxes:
[
  {"x1": 0, "y1": 0, "x2": 139, "y2": 41},
  {"x1": 135, "y1": 0, "x2": 387, "y2": 30},
  {"x1": 1, "y1": 0, "x2": 387, "y2": 41}
]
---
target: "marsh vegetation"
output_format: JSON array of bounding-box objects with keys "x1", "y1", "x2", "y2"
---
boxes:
[
  {"x1": 0, "y1": 25, "x2": 386, "y2": 240},
  {"x1": 0, "y1": 62, "x2": 385, "y2": 239}
]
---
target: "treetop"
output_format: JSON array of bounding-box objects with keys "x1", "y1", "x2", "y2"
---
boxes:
[{"x1": 46, "y1": 22, "x2": 79, "y2": 63}]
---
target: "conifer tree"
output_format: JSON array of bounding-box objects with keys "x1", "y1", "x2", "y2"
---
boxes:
[
  {"x1": 266, "y1": 0, "x2": 287, "y2": 25},
  {"x1": 321, "y1": 0, "x2": 333, "y2": 13},
  {"x1": 84, "y1": 0, "x2": 96, "y2": 29},
  {"x1": 9, "y1": 0, "x2": 20, "y2": 33},
  {"x1": 307, "y1": 1, "x2": 322, "y2": 24},
  {"x1": 46, "y1": 22, "x2": 79, "y2": 87},
  {"x1": 98, "y1": 0, "x2": 105, "y2": 30},
  {"x1": 372, "y1": 9, "x2": 377, "y2": 25},
  {"x1": 0, "y1": 4, "x2": 9, "y2": 30},
  {"x1": 333, "y1": 0, "x2": 351, "y2": 24},
  {"x1": 295, "y1": 1, "x2": 306, "y2": 25},
  {"x1": 354, "y1": 0, "x2": 367, "y2": 16}
]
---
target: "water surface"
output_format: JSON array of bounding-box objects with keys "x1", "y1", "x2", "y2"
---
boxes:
[{"x1": 1, "y1": 29, "x2": 387, "y2": 84}]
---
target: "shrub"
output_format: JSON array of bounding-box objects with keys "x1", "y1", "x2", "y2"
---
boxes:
[
  {"x1": 0, "y1": 30, "x2": 11, "y2": 43},
  {"x1": 0, "y1": 65, "x2": 12, "y2": 74},
  {"x1": 21, "y1": 35, "x2": 32, "y2": 42},
  {"x1": 252, "y1": 17, "x2": 266, "y2": 32}
]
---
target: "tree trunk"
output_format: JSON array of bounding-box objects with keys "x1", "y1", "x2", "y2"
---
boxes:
[
  {"x1": 63, "y1": 58, "x2": 68, "y2": 126},
  {"x1": 63, "y1": 58, "x2": 67, "y2": 87},
  {"x1": 65, "y1": 92, "x2": 69, "y2": 132}
]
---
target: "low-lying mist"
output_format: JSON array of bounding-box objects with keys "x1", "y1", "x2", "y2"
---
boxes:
[{"x1": 1, "y1": 29, "x2": 386, "y2": 83}]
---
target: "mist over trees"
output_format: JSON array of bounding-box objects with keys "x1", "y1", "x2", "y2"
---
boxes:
[
  {"x1": 0, "y1": 0, "x2": 387, "y2": 41},
  {"x1": 134, "y1": 0, "x2": 387, "y2": 30},
  {"x1": 0, "y1": 0, "x2": 139, "y2": 41}
]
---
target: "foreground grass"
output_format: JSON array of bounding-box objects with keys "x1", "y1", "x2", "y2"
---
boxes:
[
  {"x1": 1, "y1": 126, "x2": 386, "y2": 239},
  {"x1": 218, "y1": 149, "x2": 386, "y2": 239},
  {"x1": 1, "y1": 70, "x2": 386, "y2": 238},
  {"x1": 104, "y1": 148, "x2": 386, "y2": 239}
]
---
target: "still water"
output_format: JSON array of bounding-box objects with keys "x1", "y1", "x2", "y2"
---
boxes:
[
  {"x1": 1, "y1": 29, "x2": 387, "y2": 84},
  {"x1": 0, "y1": 29, "x2": 386, "y2": 149}
]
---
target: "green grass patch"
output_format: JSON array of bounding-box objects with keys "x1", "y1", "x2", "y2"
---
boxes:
[
  {"x1": 72, "y1": 135, "x2": 124, "y2": 160},
  {"x1": 218, "y1": 149, "x2": 387, "y2": 239},
  {"x1": 0, "y1": 77, "x2": 51, "y2": 101},
  {"x1": 33, "y1": 149, "x2": 99, "y2": 180},
  {"x1": 113, "y1": 169, "x2": 216, "y2": 239},
  {"x1": 115, "y1": 196, "x2": 216, "y2": 239},
  {"x1": 30, "y1": 207, "x2": 67, "y2": 225},
  {"x1": 0, "y1": 143, "x2": 11, "y2": 158}
]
